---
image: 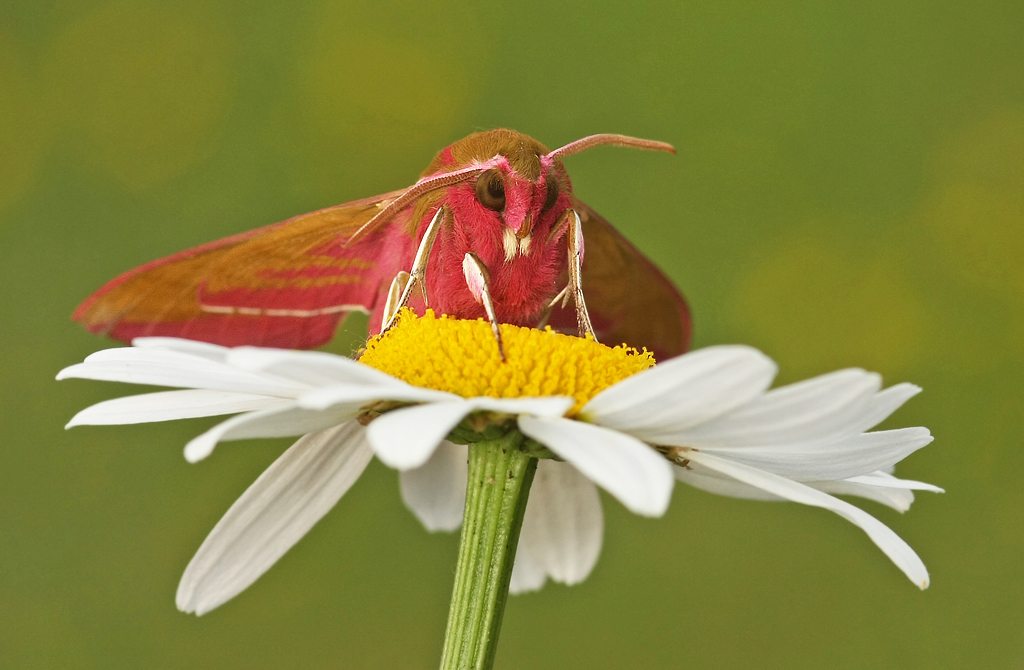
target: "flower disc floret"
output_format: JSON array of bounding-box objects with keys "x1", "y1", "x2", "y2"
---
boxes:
[{"x1": 359, "y1": 309, "x2": 655, "y2": 414}]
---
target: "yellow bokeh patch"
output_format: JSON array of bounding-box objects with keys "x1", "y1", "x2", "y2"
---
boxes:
[
  {"x1": 922, "y1": 110, "x2": 1024, "y2": 299},
  {"x1": 731, "y1": 232, "x2": 929, "y2": 379},
  {"x1": 360, "y1": 309, "x2": 654, "y2": 414}
]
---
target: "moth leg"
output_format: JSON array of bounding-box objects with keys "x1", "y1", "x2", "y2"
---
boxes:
[
  {"x1": 380, "y1": 271, "x2": 411, "y2": 332},
  {"x1": 566, "y1": 209, "x2": 597, "y2": 340},
  {"x1": 462, "y1": 252, "x2": 506, "y2": 362},
  {"x1": 551, "y1": 283, "x2": 572, "y2": 309},
  {"x1": 534, "y1": 284, "x2": 570, "y2": 330},
  {"x1": 380, "y1": 205, "x2": 446, "y2": 333}
]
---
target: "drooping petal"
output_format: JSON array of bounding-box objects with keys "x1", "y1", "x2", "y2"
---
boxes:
[
  {"x1": 816, "y1": 471, "x2": 943, "y2": 513},
  {"x1": 675, "y1": 464, "x2": 940, "y2": 512},
  {"x1": 66, "y1": 390, "x2": 292, "y2": 427},
  {"x1": 518, "y1": 460, "x2": 604, "y2": 585},
  {"x1": 674, "y1": 463, "x2": 781, "y2": 501},
  {"x1": 518, "y1": 416, "x2": 673, "y2": 517},
  {"x1": 581, "y1": 346, "x2": 777, "y2": 444},
  {"x1": 509, "y1": 544, "x2": 546, "y2": 594},
  {"x1": 842, "y1": 471, "x2": 944, "y2": 492},
  {"x1": 184, "y1": 405, "x2": 356, "y2": 463},
  {"x1": 176, "y1": 422, "x2": 373, "y2": 615},
  {"x1": 701, "y1": 427, "x2": 934, "y2": 481},
  {"x1": 399, "y1": 441, "x2": 468, "y2": 532},
  {"x1": 812, "y1": 479, "x2": 916, "y2": 513},
  {"x1": 682, "y1": 450, "x2": 930, "y2": 589},
  {"x1": 57, "y1": 348, "x2": 307, "y2": 398}
]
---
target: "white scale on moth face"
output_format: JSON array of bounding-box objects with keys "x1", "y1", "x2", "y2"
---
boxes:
[{"x1": 501, "y1": 228, "x2": 532, "y2": 262}]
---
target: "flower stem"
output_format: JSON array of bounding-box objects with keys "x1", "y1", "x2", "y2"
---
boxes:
[{"x1": 440, "y1": 429, "x2": 536, "y2": 670}]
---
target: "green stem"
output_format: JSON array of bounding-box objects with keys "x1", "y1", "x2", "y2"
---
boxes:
[{"x1": 440, "y1": 429, "x2": 536, "y2": 670}]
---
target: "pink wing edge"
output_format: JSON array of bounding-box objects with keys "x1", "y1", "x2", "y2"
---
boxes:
[{"x1": 72, "y1": 190, "x2": 412, "y2": 349}]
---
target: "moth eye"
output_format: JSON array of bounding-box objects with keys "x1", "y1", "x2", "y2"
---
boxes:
[
  {"x1": 542, "y1": 177, "x2": 560, "y2": 212},
  {"x1": 475, "y1": 170, "x2": 506, "y2": 212}
]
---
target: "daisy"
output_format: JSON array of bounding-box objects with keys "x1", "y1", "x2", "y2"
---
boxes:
[{"x1": 59, "y1": 309, "x2": 939, "y2": 617}]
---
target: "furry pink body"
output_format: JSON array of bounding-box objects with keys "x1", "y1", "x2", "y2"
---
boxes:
[
  {"x1": 73, "y1": 129, "x2": 691, "y2": 359},
  {"x1": 419, "y1": 159, "x2": 571, "y2": 325}
]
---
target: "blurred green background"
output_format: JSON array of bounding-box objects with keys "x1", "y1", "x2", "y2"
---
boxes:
[{"x1": 2, "y1": 0, "x2": 1022, "y2": 667}]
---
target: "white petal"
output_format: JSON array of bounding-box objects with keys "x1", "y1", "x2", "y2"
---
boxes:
[
  {"x1": 509, "y1": 544, "x2": 546, "y2": 594},
  {"x1": 518, "y1": 460, "x2": 603, "y2": 585},
  {"x1": 675, "y1": 464, "x2": 939, "y2": 513},
  {"x1": 683, "y1": 450, "x2": 930, "y2": 589},
  {"x1": 816, "y1": 471, "x2": 943, "y2": 513},
  {"x1": 518, "y1": 416, "x2": 673, "y2": 517},
  {"x1": 843, "y1": 471, "x2": 944, "y2": 493},
  {"x1": 675, "y1": 369, "x2": 881, "y2": 447},
  {"x1": 184, "y1": 405, "x2": 356, "y2": 463},
  {"x1": 132, "y1": 337, "x2": 230, "y2": 362},
  {"x1": 226, "y1": 347, "x2": 402, "y2": 387},
  {"x1": 582, "y1": 346, "x2": 777, "y2": 444},
  {"x1": 677, "y1": 375, "x2": 925, "y2": 453},
  {"x1": 703, "y1": 427, "x2": 934, "y2": 481},
  {"x1": 298, "y1": 381, "x2": 457, "y2": 411},
  {"x1": 812, "y1": 479, "x2": 917, "y2": 513},
  {"x1": 852, "y1": 383, "x2": 922, "y2": 432},
  {"x1": 469, "y1": 396, "x2": 575, "y2": 418},
  {"x1": 57, "y1": 348, "x2": 307, "y2": 397},
  {"x1": 399, "y1": 441, "x2": 467, "y2": 532},
  {"x1": 66, "y1": 390, "x2": 291, "y2": 427},
  {"x1": 176, "y1": 422, "x2": 373, "y2": 615},
  {"x1": 674, "y1": 463, "x2": 781, "y2": 500},
  {"x1": 367, "y1": 396, "x2": 574, "y2": 471},
  {"x1": 367, "y1": 401, "x2": 472, "y2": 470}
]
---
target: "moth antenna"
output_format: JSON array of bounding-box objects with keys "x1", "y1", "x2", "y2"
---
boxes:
[
  {"x1": 546, "y1": 134, "x2": 676, "y2": 160},
  {"x1": 346, "y1": 159, "x2": 499, "y2": 245}
]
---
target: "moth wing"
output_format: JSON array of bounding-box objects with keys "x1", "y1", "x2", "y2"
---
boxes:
[
  {"x1": 73, "y1": 190, "x2": 418, "y2": 348},
  {"x1": 548, "y1": 198, "x2": 692, "y2": 360}
]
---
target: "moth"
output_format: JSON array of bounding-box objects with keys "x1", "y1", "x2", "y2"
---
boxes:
[{"x1": 73, "y1": 130, "x2": 691, "y2": 360}]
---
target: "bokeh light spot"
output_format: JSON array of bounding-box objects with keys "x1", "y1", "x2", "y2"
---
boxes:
[{"x1": 922, "y1": 110, "x2": 1024, "y2": 299}]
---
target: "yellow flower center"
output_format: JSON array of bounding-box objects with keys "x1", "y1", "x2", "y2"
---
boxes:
[{"x1": 360, "y1": 309, "x2": 655, "y2": 414}]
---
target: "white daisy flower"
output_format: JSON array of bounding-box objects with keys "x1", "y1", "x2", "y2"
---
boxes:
[{"x1": 59, "y1": 310, "x2": 939, "y2": 615}]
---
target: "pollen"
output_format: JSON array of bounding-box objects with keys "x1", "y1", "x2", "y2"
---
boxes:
[{"x1": 360, "y1": 309, "x2": 655, "y2": 414}]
